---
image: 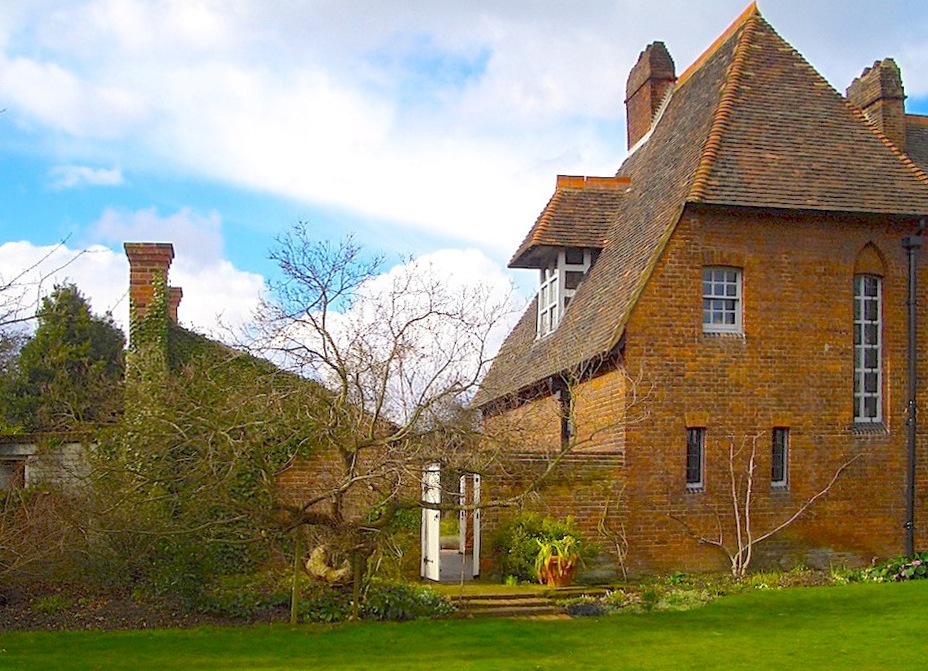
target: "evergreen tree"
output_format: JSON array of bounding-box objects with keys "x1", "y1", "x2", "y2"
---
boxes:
[{"x1": 2, "y1": 284, "x2": 125, "y2": 431}]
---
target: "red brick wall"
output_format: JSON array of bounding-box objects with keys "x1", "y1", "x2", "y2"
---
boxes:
[
  {"x1": 484, "y1": 207, "x2": 928, "y2": 577},
  {"x1": 620, "y1": 207, "x2": 925, "y2": 573}
]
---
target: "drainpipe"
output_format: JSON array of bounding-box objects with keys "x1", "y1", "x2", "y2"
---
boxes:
[{"x1": 902, "y1": 223, "x2": 924, "y2": 557}]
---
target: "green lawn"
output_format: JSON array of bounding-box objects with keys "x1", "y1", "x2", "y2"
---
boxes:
[{"x1": 2, "y1": 580, "x2": 926, "y2": 670}]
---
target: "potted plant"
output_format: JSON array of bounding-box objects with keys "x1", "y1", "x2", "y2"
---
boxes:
[{"x1": 535, "y1": 535, "x2": 581, "y2": 587}]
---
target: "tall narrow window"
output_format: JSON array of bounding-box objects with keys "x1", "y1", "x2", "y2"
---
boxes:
[
  {"x1": 686, "y1": 428, "x2": 705, "y2": 490},
  {"x1": 854, "y1": 274, "x2": 882, "y2": 423},
  {"x1": 702, "y1": 267, "x2": 742, "y2": 334},
  {"x1": 771, "y1": 428, "x2": 789, "y2": 488},
  {"x1": 556, "y1": 385, "x2": 574, "y2": 448}
]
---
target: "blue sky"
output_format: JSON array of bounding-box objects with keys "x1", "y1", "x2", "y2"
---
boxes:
[{"x1": 2, "y1": 0, "x2": 928, "y2": 337}]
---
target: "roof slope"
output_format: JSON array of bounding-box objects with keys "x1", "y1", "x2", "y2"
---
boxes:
[
  {"x1": 687, "y1": 16, "x2": 928, "y2": 213},
  {"x1": 906, "y1": 115, "x2": 928, "y2": 173},
  {"x1": 477, "y1": 8, "x2": 928, "y2": 407}
]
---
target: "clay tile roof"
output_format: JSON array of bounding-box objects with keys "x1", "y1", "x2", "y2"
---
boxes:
[
  {"x1": 509, "y1": 175, "x2": 630, "y2": 269},
  {"x1": 476, "y1": 6, "x2": 928, "y2": 407},
  {"x1": 687, "y1": 14, "x2": 928, "y2": 214},
  {"x1": 906, "y1": 115, "x2": 928, "y2": 173}
]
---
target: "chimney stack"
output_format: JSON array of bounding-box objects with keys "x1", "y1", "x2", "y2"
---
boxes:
[
  {"x1": 124, "y1": 242, "x2": 182, "y2": 324},
  {"x1": 625, "y1": 41, "x2": 676, "y2": 150},
  {"x1": 847, "y1": 58, "x2": 907, "y2": 153},
  {"x1": 168, "y1": 287, "x2": 184, "y2": 324}
]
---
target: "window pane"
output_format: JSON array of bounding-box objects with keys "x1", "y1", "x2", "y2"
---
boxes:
[
  {"x1": 686, "y1": 428, "x2": 704, "y2": 487},
  {"x1": 703, "y1": 267, "x2": 741, "y2": 333},
  {"x1": 565, "y1": 248, "x2": 584, "y2": 265},
  {"x1": 864, "y1": 348, "x2": 878, "y2": 369},
  {"x1": 565, "y1": 271, "x2": 584, "y2": 290},
  {"x1": 771, "y1": 428, "x2": 788, "y2": 485}
]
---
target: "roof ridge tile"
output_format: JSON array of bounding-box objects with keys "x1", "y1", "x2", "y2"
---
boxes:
[{"x1": 688, "y1": 12, "x2": 759, "y2": 202}]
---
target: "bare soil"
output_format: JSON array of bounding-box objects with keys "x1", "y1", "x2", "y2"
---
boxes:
[{"x1": 0, "y1": 584, "x2": 287, "y2": 631}]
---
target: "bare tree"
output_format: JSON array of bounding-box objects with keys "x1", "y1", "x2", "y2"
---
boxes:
[
  {"x1": 233, "y1": 226, "x2": 519, "y2": 598},
  {"x1": 671, "y1": 432, "x2": 860, "y2": 577},
  {"x1": 0, "y1": 237, "x2": 87, "y2": 331}
]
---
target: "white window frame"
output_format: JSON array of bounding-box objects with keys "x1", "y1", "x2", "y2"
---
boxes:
[
  {"x1": 536, "y1": 249, "x2": 594, "y2": 338},
  {"x1": 537, "y1": 266, "x2": 559, "y2": 337},
  {"x1": 685, "y1": 427, "x2": 705, "y2": 491},
  {"x1": 771, "y1": 427, "x2": 789, "y2": 489},
  {"x1": 853, "y1": 274, "x2": 882, "y2": 424},
  {"x1": 702, "y1": 267, "x2": 742, "y2": 334}
]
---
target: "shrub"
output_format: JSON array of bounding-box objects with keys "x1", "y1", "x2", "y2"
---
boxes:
[
  {"x1": 298, "y1": 580, "x2": 453, "y2": 623},
  {"x1": 863, "y1": 551, "x2": 928, "y2": 582},
  {"x1": 493, "y1": 512, "x2": 584, "y2": 583},
  {"x1": 196, "y1": 573, "x2": 290, "y2": 619},
  {"x1": 361, "y1": 581, "x2": 455, "y2": 621}
]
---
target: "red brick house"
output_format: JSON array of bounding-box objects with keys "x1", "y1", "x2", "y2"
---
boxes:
[{"x1": 476, "y1": 4, "x2": 928, "y2": 576}]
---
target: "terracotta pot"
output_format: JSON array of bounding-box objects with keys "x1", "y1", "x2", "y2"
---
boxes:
[{"x1": 540, "y1": 557, "x2": 576, "y2": 587}]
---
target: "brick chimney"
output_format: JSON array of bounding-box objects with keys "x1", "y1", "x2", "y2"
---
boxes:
[
  {"x1": 625, "y1": 41, "x2": 676, "y2": 150},
  {"x1": 124, "y1": 242, "x2": 182, "y2": 324},
  {"x1": 846, "y1": 58, "x2": 907, "y2": 153},
  {"x1": 169, "y1": 287, "x2": 183, "y2": 324}
]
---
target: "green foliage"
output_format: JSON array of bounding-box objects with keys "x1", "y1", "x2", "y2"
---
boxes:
[
  {"x1": 89, "y1": 320, "x2": 328, "y2": 600},
  {"x1": 197, "y1": 573, "x2": 291, "y2": 619},
  {"x1": 298, "y1": 580, "x2": 453, "y2": 623},
  {"x1": 534, "y1": 535, "x2": 581, "y2": 584},
  {"x1": 198, "y1": 574, "x2": 453, "y2": 623},
  {"x1": 860, "y1": 551, "x2": 928, "y2": 582},
  {"x1": 1, "y1": 283, "x2": 125, "y2": 431},
  {"x1": 493, "y1": 512, "x2": 584, "y2": 583}
]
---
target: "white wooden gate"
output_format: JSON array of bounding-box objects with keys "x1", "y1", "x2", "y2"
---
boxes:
[
  {"x1": 422, "y1": 464, "x2": 481, "y2": 581},
  {"x1": 472, "y1": 473, "x2": 481, "y2": 578},
  {"x1": 420, "y1": 462, "x2": 441, "y2": 581}
]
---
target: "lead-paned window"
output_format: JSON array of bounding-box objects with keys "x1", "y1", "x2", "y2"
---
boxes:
[
  {"x1": 686, "y1": 427, "x2": 705, "y2": 490},
  {"x1": 771, "y1": 428, "x2": 788, "y2": 488},
  {"x1": 853, "y1": 275, "x2": 882, "y2": 423}
]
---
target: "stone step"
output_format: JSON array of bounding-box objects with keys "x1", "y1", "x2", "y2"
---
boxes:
[
  {"x1": 449, "y1": 591, "x2": 565, "y2": 618},
  {"x1": 455, "y1": 597, "x2": 553, "y2": 609},
  {"x1": 452, "y1": 603, "x2": 563, "y2": 618},
  {"x1": 450, "y1": 592, "x2": 548, "y2": 603}
]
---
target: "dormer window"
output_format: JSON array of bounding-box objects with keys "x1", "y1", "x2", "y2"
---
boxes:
[{"x1": 537, "y1": 248, "x2": 595, "y2": 337}]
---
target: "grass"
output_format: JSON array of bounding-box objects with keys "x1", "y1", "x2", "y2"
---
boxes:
[{"x1": 2, "y1": 580, "x2": 926, "y2": 670}]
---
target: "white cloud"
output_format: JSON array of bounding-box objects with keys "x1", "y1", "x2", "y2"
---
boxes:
[
  {"x1": 3, "y1": 0, "x2": 928, "y2": 256},
  {"x1": 92, "y1": 206, "x2": 224, "y2": 266},
  {"x1": 49, "y1": 165, "x2": 124, "y2": 189},
  {"x1": 0, "y1": 232, "x2": 264, "y2": 340}
]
